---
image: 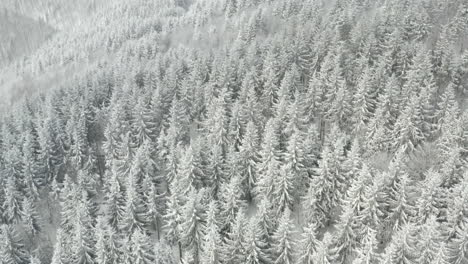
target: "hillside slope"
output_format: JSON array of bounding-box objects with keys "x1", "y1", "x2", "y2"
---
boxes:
[
  {"x1": 0, "y1": 9, "x2": 54, "y2": 67},
  {"x1": 0, "y1": 0, "x2": 467, "y2": 263}
]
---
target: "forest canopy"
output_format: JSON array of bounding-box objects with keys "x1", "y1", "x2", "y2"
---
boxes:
[{"x1": 0, "y1": 0, "x2": 467, "y2": 263}]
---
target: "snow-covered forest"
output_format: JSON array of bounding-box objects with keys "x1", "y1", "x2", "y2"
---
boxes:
[{"x1": 0, "y1": 0, "x2": 467, "y2": 263}]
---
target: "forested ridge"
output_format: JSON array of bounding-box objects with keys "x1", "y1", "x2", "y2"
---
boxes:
[{"x1": 0, "y1": 0, "x2": 468, "y2": 263}]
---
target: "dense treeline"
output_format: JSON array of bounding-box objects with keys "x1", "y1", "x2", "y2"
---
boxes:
[{"x1": 0, "y1": 0, "x2": 468, "y2": 263}]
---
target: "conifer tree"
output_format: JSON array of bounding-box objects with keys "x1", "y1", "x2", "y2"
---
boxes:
[
  {"x1": 175, "y1": 144, "x2": 205, "y2": 195},
  {"x1": 306, "y1": 146, "x2": 341, "y2": 227},
  {"x1": 124, "y1": 229, "x2": 154, "y2": 264},
  {"x1": 221, "y1": 210, "x2": 247, "y2": 264},
  {"x1": 381, "y1": 224, "x2": 418, "y2": 264},
  {"x1": 207, "y1": 144, "x2": 227, "y2": 198},
  {"x1": 446, "y1": 173, "x2": 468, "y2": 238},
  {"x1": 353, "y1": 226, "x2": 381, "y2": 264},
  {"x1": 0, "y1": 225, "x2": 28, "y2": 264},
  {"x1": 154, "y1": 241, "x2": 176, "y2": 264},
  {"x1": 200, "y1": 201, "x2": 221, "y2": 264},
  {"x1": 386, "y1": 173, "x2": 416, "y2": 238},
  {"x1": 273, "y1": 165, "x2": 295, "y2": 215},
  {"x1": 21, "y1": 195, "x2": 41, "y2": 238},
  {"x1": 132, "y1": 96, "x2": 157, "y2": 146},
  {"x1": 272, "y1": 209, "x2": 297, "y2": 264},
  {"x1": 219, "y1": 173, "x2": 246, "y2": 230},
  {"x1": 163, "y1": 192, "x2": 183, "y2": 260},
  {"x1": 95, "y1": 216, "x2": 122, "y2": 264},
  {"x1": 3, "y1": 177, "x2": 22, "y2": 225},
  {"x1": 297, "y1": 222, "x2": 320, "y2": 264},
  {"x1": 243, "y1": 217, "x2": 271, "y2": 264},
  {"x1": 204, "y1": 92, "x2": 229, "y2": 150},
  {"x1": 103, "y1": 164, "x2": 125, "y2": 231},
  {"x1": 256, "y1": 118, "x2": 281, "y2": 201},
  {"x1": 283, "y1": 124, "x2": 307, "y2": 199},
  {"x1": 238, "y1": 120, "x2": 260, "y2": 200},
  {"x1": 72, "y1": 191, "x2": 96, "y2": 264},
  {"x1": 146, "y1": 180, "x2": 164, "y2": 240},
  {"x1": 312, "y1": 233, "x2": 333, "y2": 264},
  {"x1": 447, "y1": 218, "x2": 468, "y2": 264},
  {"x1": 352, "y1": 67, "x2": 374, "y2": 134},
  {"x1": 60, "y1": 175, "x2": 78, "y2": 234},
  {"x1": 392, "y1": 91, "x2": 424, "y2": 151},
  {"x1": 365, "y1": 88, "x2": 393, "y2": 153},
  {"x1": 255, "y1": 197, "x2": 276, "y2": 246},
  {"x1": 329, "y1": 206, "x2": 359, "y2": 264},
  {"x1": 21, "y1": 132, "x2": 41, "y2": 198},
  {"x1": 121, "y1": 161, "x2": 148, "y2": 232},
  {"x1": 416, "y1": 170, "x2": 444, "y2": 223},
  {"x1": 51, "y1": 229, "x2": 69, "y2": 264},
  {"x1": 180, "y1": 189, "x2": 207, "y2": 263},
  {"x1": 415, "y1": 216, "x2": 441, "y2": 264}
]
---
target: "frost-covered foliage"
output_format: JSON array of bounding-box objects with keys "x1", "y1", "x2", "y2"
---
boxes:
[{"x1": 0, "y1": 0, "x2": 468, "y2": 263}]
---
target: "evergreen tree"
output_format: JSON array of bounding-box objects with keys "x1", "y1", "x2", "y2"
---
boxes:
[
  {"x1": 352, "y1": 67, "x2": 374, "y2": 134},
  {"x1": 180, "y1": 189, "x2": 207, "y2": 263},
  {"x1": 238, "y1": 120, "x2": 260, "y2": 200},
  {"x1": 124, "y1": 229, "x2": 154, "y2": 264},
  {"x1": 163, "y1": 192, "x2": 183, "y2": 260},
  {"x1": 21, "y1": 195, "x2": 41, "y2": 238},
  {"x1": 255, "y1": 197, "x2": 276, "y2": 247},
  {"x1": 175, "y1": 144, "x2": 205, "y2": 195},
  {"x1": 103, "y1": 164, "x2": 125, "y2": 231},
  {"x1": 381, "y1": 224, "x2": 418, "y2": 264},
  {"x1": 306, "y1": 146, "x2": 341, "y2": 227},
  {"x1": 446, "y1": 217, "x2": 468, "y2": 264},
  {"x1": 154, "y1": 241, "x2": 176, "y2": 264},
  {"x1": 416, "y1": 216, "x2": 441, "y2": 264},
  {"x1": 273, "y1": 164, "x2": 295, "y2": 215},
  {"x1": 72, "y1": 191, "x2": 96, "y2": 264},
  {"x1": 95, "y1": 216, "x2": 122, "y2": 264},
  {"x1": 0, "y1": 225, "x2": 28, "y2": 264},
  {"x1": 353, "y1": 227, "x2": 381, "y2": 264},
  {"x1": 392, "y1": 92, "x2": 424, "y2": 151},
  {"x1": 21, "y1": 131, "x2": 41, "y2": 198},
  {"x1": 221, "y1": 210, "x2": 247, "y2": 264},
  {"x1": 219, "y1": 173, "x2": 246, "y2": 230},
  {"x1": 385, "y1": 173, "x2": 415, "y2": 237},
  {"x1": 132, "y1": 96, "x2": 157, "y2": 146},
  {"x1": 446, "y1": 173, "x2": 468, "y2": 238},
  {"x1": 51, "y1": 229, "x2": 68, "y2": 264},
  {"x1": 256, "y1": 118, "x2": 281, "y2": 201},
  {"x1": 272, "y1": 209, "x2": 297, "y2": 264},
  {"x1": 297, "y1": 222, "x2": 320, "y2": 264},
  {"x1": 416, "y1": 170, "x2": 444, "y2": 223},
  {"x1": 243, "y1": 217, "x2": 271, "y2": 264},
  {"x1": 329, "y1": 206, "x2": 359, "y2": 264},
  {"x1": 200, "y1": 201, "x2": 221, "y2": 264},
  {"x1": 312, "y1": 233, "x2": 333, "y2": 264},
  {"x1": 3, "y1": 177, "x2": 22, "y2": 224},
  {"x1": 207, "y1": 143, "x2": 227, "y2": 198}
]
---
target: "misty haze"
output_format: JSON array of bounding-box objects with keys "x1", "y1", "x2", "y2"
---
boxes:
[{"x1": 0, "y1": 0, "x2": 467, "y2": 263}]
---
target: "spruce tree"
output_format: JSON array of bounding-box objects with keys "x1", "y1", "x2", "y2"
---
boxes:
[
  {"x1": 297, "y1": 222, "x2": 320, "y2": 264},
  {"x1": 124, "y1": 229, "x2": 154, "y2": 264},
  {"x1": 0, "y1": 225, "x2": 28, "y2": 264},
  {"x1": 180, "y1": 189, "x2": 207, "y2": 263},
  {"x1": 200, "y1": 201, "x2": 221, "y2": 264},
  {"x1": 21, "y1": 195, "x2": 41, "y2": 238},
  {"x1": 243, "y1": 217, "x2": 271, "y2": 264},
  {"x1": 353, "y1": 226, "x2": 381, "y2": 264},
  {"x1": 238, "y1": 120, "x2": 260, "y2": 200},
  {"x1": 221, "y1": 210, "x2": 247, "y2": 264},
  {"x1": 272, "y1": 209, "x2": 297, "y2": 264}
]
